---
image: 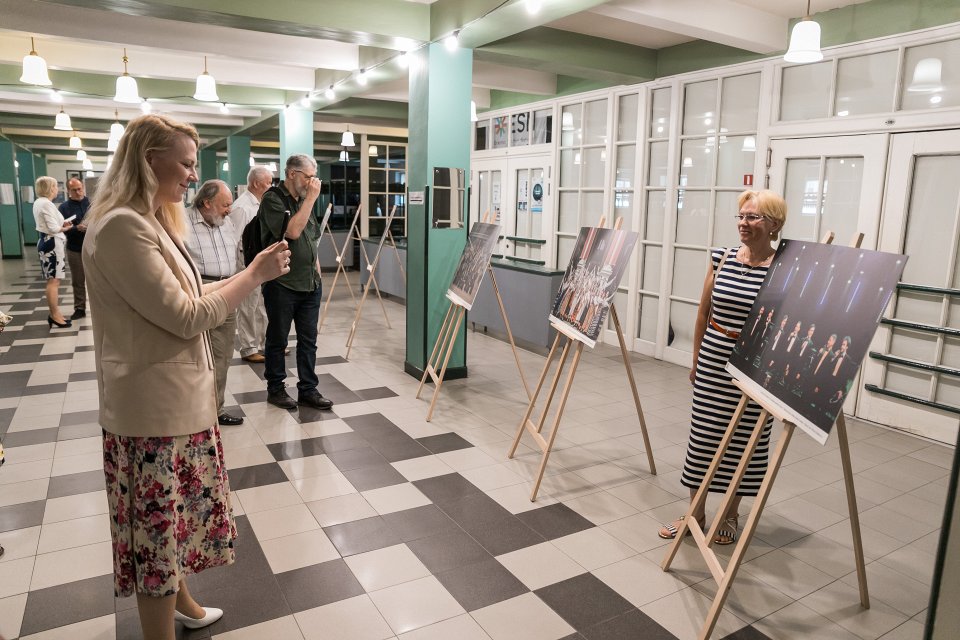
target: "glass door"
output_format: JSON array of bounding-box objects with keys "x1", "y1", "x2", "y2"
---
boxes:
[
  {"x1": 471, "y1": 159, "x2": 504, "y2": 255},
  {"x1": 858, "y1": 130, "x2": 960, "y2": 444},
  {"x1": 509, "y1": 161, "x2": 548, "y2": 262}
]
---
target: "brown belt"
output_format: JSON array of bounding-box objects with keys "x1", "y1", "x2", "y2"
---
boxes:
[{"x1": 710, "y1": 318, "x2": 740, "y2": 339}]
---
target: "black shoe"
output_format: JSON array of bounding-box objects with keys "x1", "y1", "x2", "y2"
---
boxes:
[
  {"x1": 298, "y1": 390, "x2": 334, "y2": 410},
  {"x1": 71, "y1": 309, "x2": 86, "y2": 320},
  {"x1": 48, "y1": 316, "x2": 72, "y2": 328},
  {"x1": 267, "y1": 389, "x2": 297, "y2": 410},
  {"x1": 217, "y1": 413, "x2": 244, "y2": 426}
]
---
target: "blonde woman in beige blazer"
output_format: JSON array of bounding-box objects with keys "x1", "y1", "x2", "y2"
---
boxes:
[{"x1": 82, "y1": 114, "x2": 290, "y2": 640}]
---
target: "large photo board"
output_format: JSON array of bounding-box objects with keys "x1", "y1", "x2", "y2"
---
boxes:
[
  {"x1": 727, "y1": 239, "x2": 907, "y2": 445},
  {"x1": 446, "y1": 222, "x2": 501, "y2": 310},
  {"x1": 549, "y1": 226, "x2": 638, "y2": 348}
]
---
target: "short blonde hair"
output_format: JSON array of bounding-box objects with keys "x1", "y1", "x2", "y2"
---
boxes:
[
  {"x1": 738, "y1": 189, "x2": 788, "y2": 240},
  {"x1": 88, "y1": 114, "x2": 200, "y2": 239},
  {"x1": 35, "y1": 176, "x2": 58, "y2": 199}
]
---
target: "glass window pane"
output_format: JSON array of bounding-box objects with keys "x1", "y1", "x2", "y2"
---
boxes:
[
  {"x1": 615, "y1": 145, "x2": 636, "y2": 189},
  {"x1": 582, "y1": 147, "x2": 606, "y2": 188},
  {"x1": 901, "y1": 39, "x2": 960, "y2": 111},
  {"x1": 780, "y1": 61, "x2": 832, "y2": 121},
  {"x1": 388, "y1": 145, "x2": 405, "y2": 168},
  {"x1": 584, "y1": 99, "x2": 608, "y2": 146},
  {"x1": 638, "y1": 294, "x2": 659, "y2": 342},
  {"x1": 490, "y1": 171, "x2": 502, "y2": 224},
  {"x1": 492, "y1": 116, "x2": 509, "y2": 149},
  {"x1": 672, "y1": 247, "x2": 708, "y2": 299},
  {"x1": 676, "y1": 190, "x2": 710, "y2": 246},
  {"x1": 369, "y1": 169, "x2": 386, "y2": 192},
  {"x1": 511, "y1": 112, "x2": 531, "y2": 146},
  {"x1": 720, "y1": 73, "x2": 760, "y2": 132},
  {"x1": 533, "y1": 108, "x2": 553, "y2": 144},
  {"x1": 556, "y1": 235, "x2": 576, "y2": 270},
  {"x1": 650, "y1": 87, "x2": 671, "y2": 139},
  {"x1": 618, "y1": 93, "x2": 639, "y2": 142},
  {"x1": 820, "y1": 157, "x2": 863, "y2": 245},
  {"x1": 474, "y1": 122, "x2": 488, "y2": 151},
  {"x1": 717, "y1": 136, "x2": 756, "y2": 188},
  {"x1": 614, "y1": 190, "x2": 632, "y2": 231},
  {"x1": 835, "y1": 51, "x2": 898, "y2": 117},
  {"x1": 558, "y1": 191, "x2": 579, "y2": 233},
  {"x1": 369, "y1": 144, "x2": 385, "y2": 166},
  {"x1": 388, "y1": 170, "x2": 405, "y2": 192},
  {"x1": 648, "y1": 141, "x2": 669, "y2": 187},
  {"x1": 581, "y1": 191, "x2": 604, "y2": 228},
  {"x1": 669, "y1": 300, "x2": 699, "y2": 352},
  {"x1": 680, "y1": 138, "x2": 713, "y2": 187},
  {"x1": 560, "y1": 149, "x2": 580, "y2": 188},
  {"x1": 642, "y1": 245, "x2": 662, "y2": 292},
  {"x1": 645, "y1": 190, "x2": 666, "y2": 241},
  {"x1": 560, "y1": 104, "x2": 582, "y2": 147},
  {"x1": 781, "y1": 158, "x2": 821, "y2": 241},
  {"x1": 713, "y1": 192, "x2": 742, "y2": 249},
  {"x1": 683, "y1": 80, "x2": 717, "y2": 135},
  {"x1": 902, "y1": 155, "x2": 960, "y2": 287}
]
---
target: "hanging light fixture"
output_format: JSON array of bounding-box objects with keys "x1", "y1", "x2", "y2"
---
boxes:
[
  {"x1": 445, "y1": 30, "x2": 460, "y2": 52},
  {"x1": 82, "y1": 158, "x2": 93, "y2": 170},
  {"x1": 140, "y1": 99, "x2": 152, "y2": 114},
  {"x1": 339, "y1": 150, "x2": 349, "y2": 162},
  {"x1": 325, "y1": 85, "x2": 335, "y2": 100},
  {"x1": 357, "y1": 69, "x2": 368, "y2": 86},
  {"x1": 20, "y1": 37, "x2": 52, "y2": 86},
  {"x1": 54, "y1": 107, "x2": 72, "y2": 131},
  {"x1": 368, "y1": 145, "x2": 378, "y2": 156},
  {"x1": 49, "y1": 89, "x2": 62, "y2": 103},
  {"x1": 69, "y1": 131, "x2": 82, "y2": 149},
  {"x1": 470, "y1": 100, "x2": 478, "y2": 122},
  {"x1": 397, "y1": 52, "x2": 409, "y2": 68},
  {"x1": 341, "y1": 126, "x2": 355, "y2": 147},
  {"x1": 219, "y1": 102, "x2": 229, "y2": 114},
  {"x1": 107, "y1": 136, "x2": 119, "y2": 152},
  {"x1": 300, "y1": 94, "x2": 312, "y2": 108},
  {"x1": 109, "y1": 110, "x2": 125, "y2": 139},
  {"x1": 784, "y1": 1, "x2": 823, "y2": 64},
  {"x1": 907, "y1": 58, "x2": 943, "y2": 93},
  {"x1": 193, "y1": 56, "x2": 219, "y2": 101},
  {"x1": 114, "y1": 48, "x2": 141, "y2": 103},
  {"x1": 76, "y1": 149, "x2": 87, "y2": 161}
]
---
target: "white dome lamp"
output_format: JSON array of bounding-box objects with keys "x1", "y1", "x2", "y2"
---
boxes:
[
  {"x1": 193, "y1": 56, "x2": 220, "y2": 102},
  {"x1": 109, "y1": 110, "x2": 125, "y2": 139},
  {"x1": 114, "y1": 48, "x2": 142, "y2": 103},
  {"x1": 107, "y1": 136, "x2": 119, "y2": 152},
  {"x1": 53, "y1": 107, "x2": 72, "y2": 131},
  {"x1": 69, "y1": 130, "x2": 82, "y2": 149},
  {"x1": 20, "y1": 37, "x2": 52, "y2": 86},
  {"x1": 784, "y1": 1, "x2": 823, "y2": 64},
  {"x1": 341, "y1": 126, "x2": 355, "y2": 148},
  {"x1": 82, "y1": 158, "x2": 93, "y2": 171},
  {"x1": 76, "y1": 149, "x2": 87, "y2": 161},
  {"x1": 907, "y1": 58, "x2": 943, "y2": 93}
]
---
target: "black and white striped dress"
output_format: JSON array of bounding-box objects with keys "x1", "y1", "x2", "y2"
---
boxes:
[{"x1": 681, "y1": 247, "x2": 772, "y2": 496}]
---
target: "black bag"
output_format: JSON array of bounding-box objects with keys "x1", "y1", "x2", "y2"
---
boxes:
[{"x1": 241, "y1": 186, "x2": 294, "y2": 266}]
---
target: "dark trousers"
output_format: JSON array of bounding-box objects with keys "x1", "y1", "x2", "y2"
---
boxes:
[
  {"x1": 262, "y1": 281, "x2": 321, "y2": 395},
  {"x1": 65, "y1": 248, "x2": 85, "y2": 312}
]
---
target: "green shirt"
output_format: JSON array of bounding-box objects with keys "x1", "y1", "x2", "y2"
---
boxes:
[{"x1": 259, "y1": 181, "x2": 321, "y2": 292}]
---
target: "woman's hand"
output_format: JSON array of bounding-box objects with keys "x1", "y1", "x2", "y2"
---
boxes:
[
  {"x1": 250, "y1": 241, "x2": 291, "y2": 284},
  {"x1": 689, "y1": 367, "x2": 696, "y2": 384},
  {"x1": 61, "y1": 221, "x2": 73, "y2": 232}
]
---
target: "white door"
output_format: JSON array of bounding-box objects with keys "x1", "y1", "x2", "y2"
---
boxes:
[
  {"x1": 858, "y1": 130, "x2": 960, "y2": 444},
  {"x1": 506, "y1": 156, "x2": 551, "y2": 263},
  {"x1": 471, "y1": 159, "x2": 504, "y2": 252},
  {"x1": 768, "y1": 134, "x2": 889, "y2": 417}
]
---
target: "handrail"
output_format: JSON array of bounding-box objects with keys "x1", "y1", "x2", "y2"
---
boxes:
[
  {"x1": 864, "y1": 384, "x2": 960, "y2": 415},
  {"x1": 896, "y1": 283, "x2": 960, "y2": 297},
  {"x1": 868, "y1": 352, "x2": 960, "y2": 377},
  {"x1": 505, "y1": 235, "x2": 547, "y2": 245},
  {"x1": 503, "y1": 255, "x2": 546, "y2": 266},
  {"x1": 879, "y1": 318, "x2": 960, "y2": 337}
]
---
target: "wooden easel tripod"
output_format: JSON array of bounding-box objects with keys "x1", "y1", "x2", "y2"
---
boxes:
[{"x1": 660, "y1": 231, "x2": 870, "y2": 640}]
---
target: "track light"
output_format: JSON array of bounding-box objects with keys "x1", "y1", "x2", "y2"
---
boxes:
[
  {"x1": 445, "y1": 31, "x2": 460, "y2": 52},
  {"x1": 140, "y1": 99, "x2": 151, "y2": 114},
  {"x1": 357, "y1": 69, "x2": 368, "y2": 86},
  {"x1": 219, "y1": 102, "x2": 230, "y2": 114},
  {"x1": 325, "y1": 85, "x2": 335, "y2": 100}
]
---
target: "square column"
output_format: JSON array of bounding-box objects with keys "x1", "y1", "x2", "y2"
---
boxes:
[
  {"x1": 280, "y1": 108, "x2": 314, "y2": 162},
  {"x1": 227, "y1": 135, "x2": 251, "y2": 192},
  {"x1": 199, "y1": 148, "x2": 217, "y2": 184},
  {"x1": 0, "y1": 141, "x2": 24, "y2": 258},
  {"x1": 16, "y1": 149, "x2": 38, "y2": 244}
]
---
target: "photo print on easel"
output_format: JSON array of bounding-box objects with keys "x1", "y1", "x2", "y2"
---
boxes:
[
  {"x1": 550, "y1": 226, "x2": 638, "y2": 348},
  {"x1": 446, "y1": 221, "x2": 501, "y2": 310},
  {"x1": 727, "y1": 239, "x2": 907, "y2": 444}
]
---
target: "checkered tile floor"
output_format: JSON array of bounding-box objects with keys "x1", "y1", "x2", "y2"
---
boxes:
[{"x1": 0, "y1": 257, "x2": 950, "y2": 639}]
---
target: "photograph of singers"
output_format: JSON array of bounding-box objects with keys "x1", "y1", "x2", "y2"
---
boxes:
[
  {"x1": 728, "y1": 239, "x2": 906, "y2": 444},
  {"x1": 447, "y1": 222, "x2": 501, "y2": 310},
  {"x1": 550, "y1": 226, "x2": 638, "y2": 348}
]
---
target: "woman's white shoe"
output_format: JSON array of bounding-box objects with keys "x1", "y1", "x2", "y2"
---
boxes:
[{"x1": 174, "y1": 607, "x2": 223, "y2": 629}]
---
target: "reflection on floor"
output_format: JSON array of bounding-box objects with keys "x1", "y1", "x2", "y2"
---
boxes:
[{"x1": 0, "y1": 257, "x2": 950, "y2": 640}]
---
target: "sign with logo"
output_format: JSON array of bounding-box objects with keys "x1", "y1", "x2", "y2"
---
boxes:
[{"x1": 531, "y1": 180, "x2": 543, "y2": 214}]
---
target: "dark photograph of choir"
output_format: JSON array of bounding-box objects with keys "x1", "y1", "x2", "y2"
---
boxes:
[
  {"x1": 727, "y1": 239, "x2": 907, "y2": 444},
  {"x1": 447, "y1": 222, "x2": 501, "y2": 310},
  {"x1": 550, "y1": 226, "x2": 638, "y2": 348}
]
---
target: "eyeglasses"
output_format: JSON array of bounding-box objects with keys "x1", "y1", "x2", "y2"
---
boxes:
[
  {"x1": 293, "y1": 169, "x2": 317, "y2": 180},
  {"x1": 734, "y1": 213, "x2": 767, "y2": 223}
]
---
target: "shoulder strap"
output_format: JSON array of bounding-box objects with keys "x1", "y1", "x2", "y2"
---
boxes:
[{"x1": 713, "y1": 248, "x2": 730, "y2": 282}]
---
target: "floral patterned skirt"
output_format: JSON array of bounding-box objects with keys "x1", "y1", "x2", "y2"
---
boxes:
[
  {"x1": 38, "y1": 234, "x2": 65, "y2": 280},
  {"x1": 102, "y1": 425, "x2": 237, "y2": 598}
]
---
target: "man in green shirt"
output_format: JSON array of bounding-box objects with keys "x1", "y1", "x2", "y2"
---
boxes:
[{"x1": 260, "y1": 154, "x2": 333, "y2": 410}]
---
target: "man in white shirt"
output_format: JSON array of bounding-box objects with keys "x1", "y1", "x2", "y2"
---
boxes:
[
  {"x1": 228, "y1": 166, "x2": 274, "y2": 364},
  {"x1": 184, "y1": 179, "x2": 242, "y2": 426}
]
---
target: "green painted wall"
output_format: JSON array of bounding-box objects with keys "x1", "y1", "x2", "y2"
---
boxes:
[
  {"x1": 227, "y1": 136, "x2": 251, "y2": 192},
  {"x1": 33, "y1": 155, "x2": 47, "y2": 180},
  {"x1": 0, "y1": 140, "x2": 23, "y2": 258},
  {"x1": 16, "y1": 150, "x2": 38, "y2": 245},
  {"x1": 406, "y1": 42, "x2": 473, "y2": 377},
  {"x1": 199, "y1": 148, "x2": 217, "y2": 185}
]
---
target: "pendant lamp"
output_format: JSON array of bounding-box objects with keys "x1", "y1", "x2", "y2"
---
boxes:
[
  {"x1": 784, "y1": 1, "x2": 823, "y2": 64},
  {"x1": 76, "y1": 149, "x2": 87, "y2": 161},
  {"x1": 114, "y1": 48, "x2": 142, "y2": 103},
  {"x1": 341, "y1": 127, "x2": 355, "y2": 147},
  {"x1": 69, "y1": 131, "x2": 82, "y2": 149},
  {"x1": 107, "y1": 136, "x2": 119, "y2": 152},
  {"x1": 193, "y1": 56, "x2": 219, "y2": 101},
  {"x1": 82, "y1": 158, "x2": 93, "y2": 170},
  {"x1": 339, "y1": 150, "x2": 349, "y2": 162},
  {"x1": 54, "y1": 107, "x2": 72, "y2": 131},
  {"x1": 109, "y1": 110, "x2": 125, "y2": 139},
  {"x1": 368, "y1": 145, "x2": 378, "y2": 157},
  {"x1": 20, "y1": 37, "x2": 52, "y2": 86}
]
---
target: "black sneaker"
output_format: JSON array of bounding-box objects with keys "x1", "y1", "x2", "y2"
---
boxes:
[
  {"x1": 267, "y1": 389, "x2": 297, "y2": 410},
  {"x1": 298, "y1": 390, "x2": 334, "y2": 410}
]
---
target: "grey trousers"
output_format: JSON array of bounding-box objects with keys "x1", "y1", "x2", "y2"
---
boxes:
[
  {"x1": 235, "y1": 284, "x2": 267, "y2": 357},
  {"x1": 65, "y1": 248, "x2": 85, "y2": 312},
  {"x1": 209, "y1": 310, "x2": 237, "y2": 414}
]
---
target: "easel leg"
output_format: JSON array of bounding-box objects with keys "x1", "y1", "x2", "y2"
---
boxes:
[
  {"x1": 357, "y1": 235, "x2": 392, "y2": 329},
  {"x1": 488, "y1": 268, "x2": 532, "y2": 401},
  {"x1": 426, "y1": 306, "x2": 465, "y2": 421},
  {"x1": 508, "y1": 333, "x2": 563, "y2": 459},
  {"x1": 609, "y1": 304, "x2": 656, "y2": 475},
  {"x1": 319, "y1": 259, "x2": 354, "y2": 330},
  {"x1": 417, "y1": 302, "x2": 455, "y2": 399},
  {"x1": 836, "y1": 413, "x2": 870, "y2": 608},
  {"x1": 345, "y1": 282, "x2": 372, "y2": 359}
]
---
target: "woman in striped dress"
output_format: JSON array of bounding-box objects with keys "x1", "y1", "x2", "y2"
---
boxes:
[{"x1": 659, "y1": 190, "x2": 787, "y2": 545}]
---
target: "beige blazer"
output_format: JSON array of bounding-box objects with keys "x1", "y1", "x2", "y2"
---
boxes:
[{"x1": 82, "y1": 206, "x2": 230, "y2": 438}]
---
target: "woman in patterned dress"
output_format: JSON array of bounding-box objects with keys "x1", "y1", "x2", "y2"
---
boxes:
[
  {"x1": 83, "y1": 114, "x2": 291, "y2": 640},
  {"x1": 658, "y1": 190, "x2": 787, "y2": 545},
  {"x1": 32, "y1": 176, "x2": 73, "y2": 328}
]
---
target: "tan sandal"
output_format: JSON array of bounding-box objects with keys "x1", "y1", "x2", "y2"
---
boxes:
[
  {"x1": 658, "y1": 515, "x2": 704, "y2": 540},
  {"x1": 714, "y1": 515, "x2": 739, "y2": 545}
]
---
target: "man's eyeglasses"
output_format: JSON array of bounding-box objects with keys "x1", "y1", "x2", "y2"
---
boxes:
[
  {"x1": 734, "y1": 214, "x2": 766, "y2": 223},
  {"x1": 293, "y1": 169, "x2": 317, "y2": 180}
]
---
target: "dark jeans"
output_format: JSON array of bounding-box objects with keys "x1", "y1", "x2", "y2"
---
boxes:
[{"x1": 262, "y1": 281, "x2": 321, "y2": 395}]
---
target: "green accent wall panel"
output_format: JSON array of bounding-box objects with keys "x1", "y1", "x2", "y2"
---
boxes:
[
  {"x1": 279, "y1": 108, "x2": 315, "y2": 163},
  {"x1": 16, "y1": 149, "x2": 38, "y2": 245},
  {"x1": 227, "y1": 136, "x2": 251, "y2": 191},
  {"x1": 0, "y1": 140, "x2": 23, "y2": 258}
]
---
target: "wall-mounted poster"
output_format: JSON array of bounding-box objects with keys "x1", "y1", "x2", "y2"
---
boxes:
[
  {"x1": 727, "y1": 239, "x2": 907, "y2": 445},
  {"x1": 446, "y1": 222, "x2": 501, "y2": 310},
  {"x1": 550, "y1": 226, "x2": 638, "y2": 348}
]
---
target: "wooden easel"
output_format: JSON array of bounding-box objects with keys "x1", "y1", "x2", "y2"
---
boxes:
[
  {"x1": 507, "y1": 218, "x2": 657, "y2": 501},
  {"x1": 344, "y1": 206, "x2": 401, "y2": 358},
  {"x1": 660, "y1": 231, "x2": 870, "y2": 640},
  {"x1": 416, "y1": 213, "x2": 532, "y2": 421},
  {"x1": 319, "y1": 204, "x2": 391, "y2": 330}
]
